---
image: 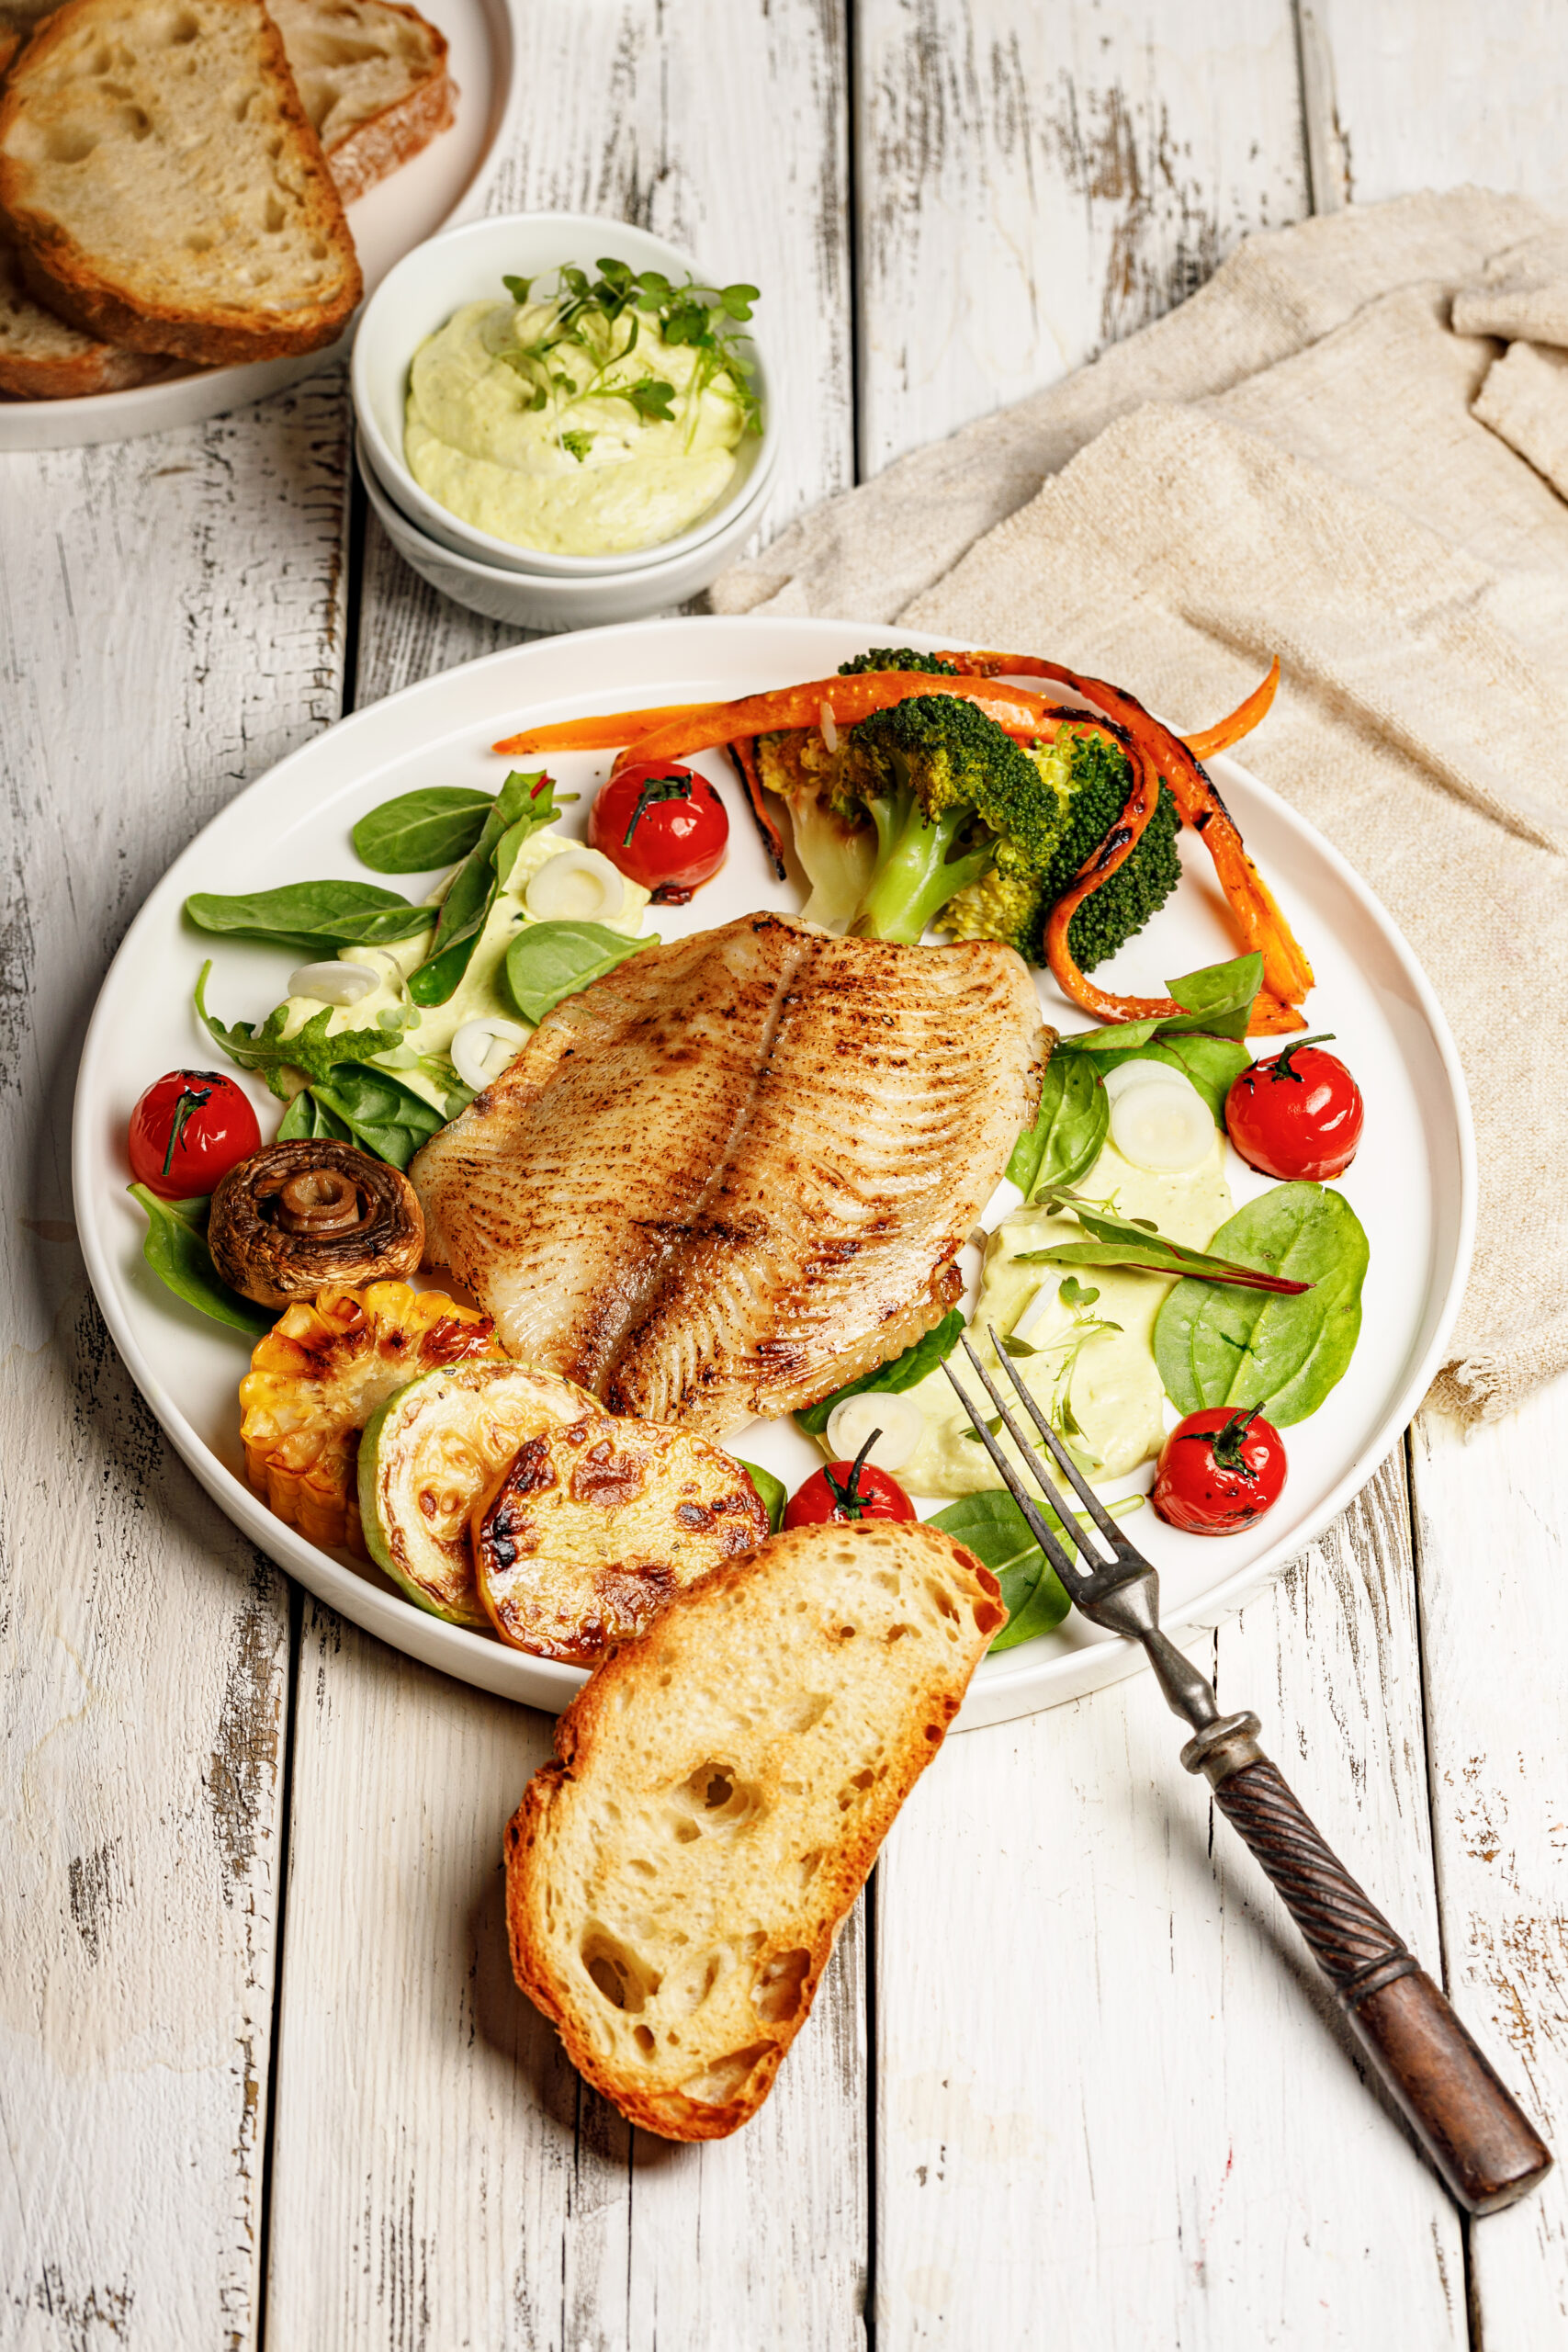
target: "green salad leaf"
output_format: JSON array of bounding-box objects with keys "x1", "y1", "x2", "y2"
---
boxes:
[
  {"x1": 1016, "y1": 1191, "x2": 1313, "y2": 1296},
  {"x1": 736, "y1": 1457, "x2": 786, "y2": 1533},
  {"x1": 1006, "y1": 1053, "x2": 1109, "y2": 1198},
  {"x1": 794, "y1": 1308, "x2": 965, "y2": 1438},
  {"x1": 1155, "y1": 1182, "x2": 1369, "y2": 1426},
  {"x1": 129, "y1": 1185, "x2": 273, "y2": 1337},
  {"x1": 1059, "y1": 953, "x2": 1264, "y2": 1055},
  {"x1": 302, "y1": 1066, "x2": 446, "y2": 1171},
  {"x1": 503, "y1": 920, "x2": 655, "y2": 1026},
  {"x1": 352, "y1": 787, "x2": 496, "y2": 875},
  {"x1": 185, "y1": 880, "x2": 431, "y2": 952},
  {"x1": 276, "y1": 1089, "x2": 351, "y2": 1143},
  {"x1": 927, "y1": 1490, "x2": 1070, "y2": 1651},
  {"x1": 196, "y1": 961, "x2": 415, "y2": 1094},
  {"x1": 408, "y1": 769, "x2": 557, "y2": 1007}
]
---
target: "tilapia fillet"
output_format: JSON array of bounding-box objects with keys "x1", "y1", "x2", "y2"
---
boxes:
[{"x1": 412, "y1": 913, "x2": 1047, "y2": 1436}]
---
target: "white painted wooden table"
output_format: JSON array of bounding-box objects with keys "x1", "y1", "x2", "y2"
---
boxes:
[{"x1": 5, "y1": 6, "x2": 1568, "y2": 2346}]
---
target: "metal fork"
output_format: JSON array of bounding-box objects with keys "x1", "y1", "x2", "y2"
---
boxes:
[{"x1": 943, "y1": 1331, "x2": 1552, "y2": 2215}]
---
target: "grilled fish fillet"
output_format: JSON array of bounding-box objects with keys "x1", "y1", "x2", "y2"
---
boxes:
[{"x1": 412, "y1": 912, "x2": 1047, "y2": 1436}]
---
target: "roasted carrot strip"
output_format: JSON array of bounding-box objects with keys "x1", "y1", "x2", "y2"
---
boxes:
[
  {"x1": 494, "y1": 701, "x2": 724, "y2": 756},
  {"x1": 1181, "y1": 658, "x2": 1280, "y2": 761},
  {"x1": 935, "y1": 650, "x2": 1313, "y2": 1022},
  {"x1": 725, "y1": 739, "x2": 788, "y2": 879},
  {"x1": 598, "y1": 673, "x2": 1055, "y2": 775},
  {"x1": 1042, "y1": 719, "x2": 1181, "y2": 1023}
]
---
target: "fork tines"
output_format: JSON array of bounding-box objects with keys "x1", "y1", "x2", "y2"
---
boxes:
[{"x1": 939, "y1": 1329, "x2": 1144, "y2": 1602}]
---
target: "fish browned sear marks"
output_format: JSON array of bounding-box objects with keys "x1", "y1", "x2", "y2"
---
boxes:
[{"x1": 412, "y1": 912, "x2": 1048, "y2": 1436}]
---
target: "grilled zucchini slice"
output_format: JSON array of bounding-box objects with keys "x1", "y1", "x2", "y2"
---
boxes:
[
  {"x1": 472, "y1": 1416, "x2": 771, "y2": 1664},
  {"x1": 359, "y1": 1361, "x2": 604, "y2": 1625}
]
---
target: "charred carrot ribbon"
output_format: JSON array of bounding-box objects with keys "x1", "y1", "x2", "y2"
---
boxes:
[
  {"x1": 596, "y1": 673, "x2": 1055, "y2": 775},
  {"x1": 1042, "y1": 718, "x2": 1181, "y2": 1023},
  {"x1": 936, "y1": 650, "x2": 1313, "y2": 1024},
  {"x1": 494, "y1": 700, "x2": 726, "y2": 756},
  {"x1": 1181, "y1": 658, "x2": 1280, "y2": 761},
  {"x1": 725, "y1": 738, "x2": 788, "y2": 880}
]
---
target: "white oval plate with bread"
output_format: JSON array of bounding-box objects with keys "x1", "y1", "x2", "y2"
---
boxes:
[
  {"x1": 0, "y1": 0, "x2": 518, "y2": 450},
  {"x1": 72, "y1": 616, "x2": 1474, "y2": 1729}
]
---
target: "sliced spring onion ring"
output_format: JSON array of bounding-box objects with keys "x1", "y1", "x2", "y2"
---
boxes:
[
  {"x1": 450, "y1": 1016, "x2": 529, "y2": 1093},
  {"x1": 825, "y1": 1391, "x2": 923, "y2": 1472},
  {"x1": 1101, "y1": 1058, "x2": 1178, "y2": 1105},
  {"x1": 288, "y1": 959, "x2": 380, "y2": 1007},
  {"x1": 1108, "y1": 1071, "x2": 1214, "y2": 1174},
  {"x1": 523, "y1": 845, "x2": 625, "y2": 923}
]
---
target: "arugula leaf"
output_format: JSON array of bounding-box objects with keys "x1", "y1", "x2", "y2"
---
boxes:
[
  {"x1": 794, "y1": 1308, "x2": 965, "y2": 1438},
  {"x1": 185, "y1": 881, "x2": 430, "y2": 951},
  {"x1": 926, "y1": 1490, "x2": 1069, "y2": 1651},
  {"x1": 128, "y1": 1185, "x2": 273, "y2": 1337},
  {"x1": 351, "y1": 787, "x2": 496, "y2": 875},
  {"x1": 502, "y1": 921, "x2": 655, "y2": 1026},
  {"x1": 1006, "y1": 1053, "x2": 1109, "y2": 1197},
  {"x1": 196, "y1": 962, "x2": 416, "y2": 1095},
  {"x1": 303, "y1": 1065, "x2": 445, "y2": 1171},
  {"x1": 1155, "y1": 1183, "x2": 1369, "y2": 1426},
  {"x1": 1014, "y1": 1191, "x2": 1314, "y2": 1295},
  {"x1": 735, "y1": 1458, "x2": 786, "y2": 1533},
  {"x1": 1058, "y1": 953, "x2": 1264, "y2": 1055},
  {"x1": 407, "y1": 769, "x2": 555, "y2": 1007}
]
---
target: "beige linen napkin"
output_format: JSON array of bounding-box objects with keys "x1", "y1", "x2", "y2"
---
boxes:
[{"x1": 713, "y1": 190, "x2": 1568, "y2": 1419}]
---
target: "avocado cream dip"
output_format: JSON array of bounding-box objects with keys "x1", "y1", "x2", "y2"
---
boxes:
[{"x1": 404, "y1": 268, "x2": 759, "y2": 558}]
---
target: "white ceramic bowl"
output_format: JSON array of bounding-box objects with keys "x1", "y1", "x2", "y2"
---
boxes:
[
  {"x1": 356, "y1": 431, "x2": 773, "y2": 630},
  {"x1": 351, "y1": 211, "x2": 778, "y2": 578}
]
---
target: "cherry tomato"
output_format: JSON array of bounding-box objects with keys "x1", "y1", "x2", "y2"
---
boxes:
[
  {"x1": 128, "y1": 1069, "x2": 261, "y2": 1200},
  {"x1": 1224, "y1": 1035, "x2": 1364, "y2": 1182},
  {"x1": 1152, "y1": 1406, "x2": 1288, "y2": 1536},
  {"x1": 784, "y1": 1431, "x2": 918, "y2": 1529},
  {"x1": 588, "y1": 759, "x2": 729, "y2": 899}
]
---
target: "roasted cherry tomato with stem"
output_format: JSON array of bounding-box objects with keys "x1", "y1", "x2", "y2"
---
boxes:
[
  {"x1": 1224, "y1": 1034, "x2": 1364, "y2": 1182},
  {"x1": 1151, "y1": 1405, "x2": 1287, "y2": 1536},
  {"x1": 587, "y1": 758, "x2": 729, "y2": 899},
  {"x1": 783, "y1": 1428, "x2": 919, "y2": 1529},
  {"x1": 128, "y1": 1069, "x2": 262, "y2": 1201}
]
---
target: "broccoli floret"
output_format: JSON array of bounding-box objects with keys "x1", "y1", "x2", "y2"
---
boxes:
[
  {"x1": 836, "y1": 648, "x2": 962, "y2": 676},
  {"x1": 1066, "y1": 781, "x2": 1181, "y2": 970},
  {"x1": 754, "y1": 728, "x2": 876, "y2": 928}
]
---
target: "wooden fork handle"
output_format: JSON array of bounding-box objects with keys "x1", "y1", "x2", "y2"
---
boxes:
[{"x1": 1181, "y1": 1716, "x2": 1551, "y2": 2214}]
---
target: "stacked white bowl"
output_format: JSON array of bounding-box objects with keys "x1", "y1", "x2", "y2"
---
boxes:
[{"x1": 351, "y1": 214, "x2": 780, "y2": 631}]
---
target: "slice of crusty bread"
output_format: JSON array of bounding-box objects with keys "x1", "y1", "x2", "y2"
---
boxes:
[
  {"x1": 267, "y1": 0, "x2": 452, "y2": 207},
  {"x1": 504, "y1": 1519, "x2": 1004, "y2": 2142},
  {"x1": 0, "y1": 0, "x2": 362, "y2": 366},
  {"x1": 0, "y1": 0, "x2": 56, "y2": 77},
  {"x1": 0, "y1": 226, "x2": 172, "y2": 391}
]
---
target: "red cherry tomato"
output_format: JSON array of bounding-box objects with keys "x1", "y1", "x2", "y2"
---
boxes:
[
  {"x1": 587, "y1": 759, "x2": 729, "y2": 899},
  {"x1": 783, "y1": 1433, "x2": 918, "y2": 1529},
  {"x1": 1152, "y1": 1406, "x2": 1288, "y2": 1536},
  {"x1": 1224, "y1": 1035, "x2": 1364, "y2": 1182},
  {"x1": 129, "y1": 1069, "x2": 261, "y2": 1200}
]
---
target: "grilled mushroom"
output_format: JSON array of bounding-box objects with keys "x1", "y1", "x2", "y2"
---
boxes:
[{"x1": 209, "y1": 1140, "x2": 424, "y2": 1306}]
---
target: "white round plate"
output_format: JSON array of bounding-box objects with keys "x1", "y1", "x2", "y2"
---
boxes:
[
  {"x1": 73, "y1": 616, "x2": 1474, "y2": 1730},
  {"x1": 0, "y1": 0, "x2": 519, "y2": 453}
]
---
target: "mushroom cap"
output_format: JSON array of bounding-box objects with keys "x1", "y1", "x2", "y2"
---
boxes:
[{"x1": 209, "y1": 1140, "x2": 425, "y2": 1307}]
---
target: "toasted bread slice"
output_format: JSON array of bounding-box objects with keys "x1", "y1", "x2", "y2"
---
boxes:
[
  {"x1": 268, "y1": 0, "x2": 452, "y2": 206},
  {"x1": 0, "y1": 226, "x2": 171, "y2": 391},
  {"x1": 0, "y1": 0, "x2": 56, "y2": 78},
  {"x1": 0, "y1": 0, "x2": 362, "y2": 366},
  {"x1": 505, "y1": 1519, "x2": 1003, "y2": 2141}
]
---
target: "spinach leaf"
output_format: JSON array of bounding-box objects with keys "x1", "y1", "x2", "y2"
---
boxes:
[
  {"x1": 1006, "y1": 1052, "x2": 1109, "y2": 1197},
  {"x1": 304, "y1": 1065, "x2": 446, "y2": 1171},
  {"x1": 196, "y1": 962, "x2": 416, "y2": 1094},
  {"x1": 129, "y1": 1184, "x2": 273, "y2": 1337},
  {"x1": 736, "y1": 1457, "x2": 786, "y2": 1533},
  {"x1": 352, "y1": 787, "x2": 496, "y2": 874},
  {"x1": 1059, "y1": 953, "x2": 1263, "y2": 1055},
  {"x1": 276, "y1": 1088, "x2": 350, "y2": 1142},
  {"x1": 927, "y1": 1489, "x2": 1069, "y2": 1651},
  {"x1": 503, "y1": 921, "x2": 655, "y2": 1026},
  {"x1": 794, "y1": 1307, "x2": 966, "y2": 1437},
  {"x1": 1154, "y1": 1182, "x2": 1369, "y2": 1425},
  {"x1": 408, "y1": 769, "x2": 554, "y2": 1007},
  {"x1": 1017, "y1": 1191, "x2": 1313, "y2": 1296},
  {"x1": 185, "y1": 881, "x2": 430, "y2": 952}
]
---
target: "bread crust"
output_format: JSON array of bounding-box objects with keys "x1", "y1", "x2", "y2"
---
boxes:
[
  {"x1": 312, "y1": 0, "x2": 453, "y2": 205},
  {"x1": 0, "y1": 0, "x2": 362, "y2": 365},
  {"x1": 503, "y1": 1520, "x2": 1002, "y2": 2141},
  {"x1": 0, "y1": 235, "x2": 173, "y2": 390}
]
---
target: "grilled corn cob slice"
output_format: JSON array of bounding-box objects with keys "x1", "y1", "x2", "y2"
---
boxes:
[{"x1": 240, "y1": 1281, "x2": 498, "y2": 1553}]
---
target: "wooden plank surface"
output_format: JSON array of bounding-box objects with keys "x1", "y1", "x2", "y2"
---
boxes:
[
  {"x1": 852, "y1": 0, "x2": 1309, "y2": 475},
  {"x1": 0, "y1": 380, "x2": 350, "y2": 2348},
  {"x1": 262, "y1": 8, "x2": 866, "y2": 2345}
]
